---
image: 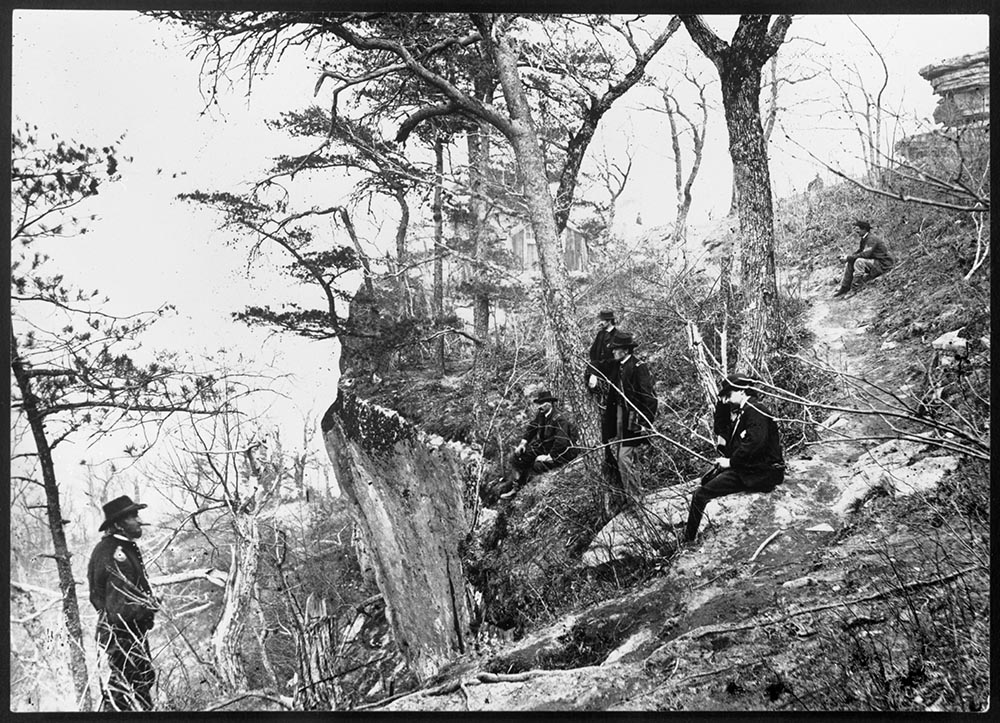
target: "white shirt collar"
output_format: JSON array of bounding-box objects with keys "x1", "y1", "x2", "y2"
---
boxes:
[{"x1": 620, "y1": 353, "x2": 632, "y2": 364}]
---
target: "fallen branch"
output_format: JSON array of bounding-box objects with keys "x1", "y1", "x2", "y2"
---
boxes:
[
  {"x1": 203, "y1": 689, "x2": 294, "y2": 712},
  {"x1": 149, "y1": 568, "x2": 228, "y2": 588},
  {"x1": 749, "y1": 530, "x2": 782, "y2": 562},
  {"x1": 477, "y1": 671, "x2": 547, "y2": 683}
]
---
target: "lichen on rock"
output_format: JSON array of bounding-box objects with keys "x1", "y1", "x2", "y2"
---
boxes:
[{"x1": 324, "y1": 389, "x2": 416, "y2": 455}]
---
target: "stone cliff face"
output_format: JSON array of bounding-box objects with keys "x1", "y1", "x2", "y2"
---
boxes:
[
  {"x1": 322, "y1": 391, "x2": 474, "y2": 682},
  {"x1": 918, "y1": 49, "x2": 989, "y2": 126}
]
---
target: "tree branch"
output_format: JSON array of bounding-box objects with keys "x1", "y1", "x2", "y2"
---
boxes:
[{"x1": 149, "y1": 568, "x2": 229, "y2": 588}]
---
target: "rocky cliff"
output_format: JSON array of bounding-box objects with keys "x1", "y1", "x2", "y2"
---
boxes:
[{"x1": 918, "y1": 49, "x2": 989, "y2": 126}]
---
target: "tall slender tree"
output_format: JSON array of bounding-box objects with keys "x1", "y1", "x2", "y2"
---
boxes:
[
  {"x1": 10, "y1": 123, "x2": 241, "y2": 709},
  {"x1": 681, "y1": 15, "x2": 792, "y2": 375}
]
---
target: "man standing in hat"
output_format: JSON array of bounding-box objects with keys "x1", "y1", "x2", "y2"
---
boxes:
[
  {"x1": 502, "y1": 391, "x2": 580, "y2": 499},
  {"x1": 833, "y1": 220, "x2": 894, "y2": 297},
  {"x1": 605, "y1": 332, "x2": 658, "y2": 502},
  {"x1": 88, "y1": 495, "x2": 158, "y2": 711},
  {"x1": 684, "y1": 374, "x2": 785, "y2": 542},
  {"x1": 586, "y1": 310, "x2": 618, "y2": 395},
  {"x1": 586, "y1": 310, "x2": 621, "y2": 481}
]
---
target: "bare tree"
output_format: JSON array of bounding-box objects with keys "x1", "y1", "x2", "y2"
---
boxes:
[
  {"x1": 646, "y1": 65, "x2": 710, "y2": 246},
  {"x1": 10, "y1": 123, "x2": 243, "y2": 709},
  {"x1": 681, "y1": 14, "x2": 793, "y2": 376},
  {"x1": 153, "y1": 404, "x2": 290, "y2": 695}
]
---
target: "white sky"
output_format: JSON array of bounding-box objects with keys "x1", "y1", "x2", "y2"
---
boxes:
[{"x1": 10, "y1": 11, "x2": 990, "y2": 516}]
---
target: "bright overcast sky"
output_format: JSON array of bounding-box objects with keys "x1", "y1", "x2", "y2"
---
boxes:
[{"x1": 10, "y1": 11, "x2": 989, "y2": 507}]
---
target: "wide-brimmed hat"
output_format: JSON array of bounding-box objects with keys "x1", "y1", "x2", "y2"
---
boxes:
[
  {"x1": 853, "y1": 219, "x2": 871, "y2": 232},
  {"x1": 597, "y1": 310, "x2": 615, "y2": 321},
  {"x1": 718, "y1": 373, "x2": 755, "y2": 396},
  {"x1": 533, "y1": 390, "x2": 558, "y2": 404},
  {"x1": 608, "y1": 332, "x2": 638, "y2": 349},
  {"x1": 99, "y1": 495, "x2": 147, "y2": 532}
]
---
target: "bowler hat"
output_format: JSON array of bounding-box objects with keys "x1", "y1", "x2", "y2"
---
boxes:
[
  {"x1": 853, "y1": 219, "x2": 871, "y2": 232},
  {"x1": 99, "y1": 495, "x2": 147, "y2": 532},
  {"x1": 597, "y1": 310, "x2": 615, "y2": 321},
  {"x1": 533, "y1": 390, "x2": 558, "y2": 404},
  {"x1": 608, "y1": 332, "x2": 638, "y2": 349},
  {"x1": 718, "y1": 373, "x2": 755, "y2": 396}
]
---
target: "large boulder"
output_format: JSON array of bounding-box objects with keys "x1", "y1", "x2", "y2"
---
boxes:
[{"x1": 832, "y1": 438, "x2": 958, "y2": 515}]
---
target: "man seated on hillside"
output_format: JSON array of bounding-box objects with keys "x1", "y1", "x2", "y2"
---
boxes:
[
  {"x1": 684, "y1": 374, "x2": 785, "y2": 542},
  {"x1": 499, "y1": 391, "x2": 579, "y2": 501},
  {"x1": 833, "y1": 219, "x2": 894, "y2": 298}
]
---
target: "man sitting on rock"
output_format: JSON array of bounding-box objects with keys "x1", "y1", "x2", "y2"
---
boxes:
[
  {"x1": 833, "y1": 219, "x2": 894, "y2": 298},
  {"x1": 500, "y1": 391, "x2": 579, "y2": 500},
  {"x1": 684, "y1": 374, "x2": 785, "y2": 542}
]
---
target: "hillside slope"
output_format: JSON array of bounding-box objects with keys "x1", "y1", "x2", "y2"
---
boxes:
[{"x1": 370, "y1": 194, "x2": 989, "y2": 713}]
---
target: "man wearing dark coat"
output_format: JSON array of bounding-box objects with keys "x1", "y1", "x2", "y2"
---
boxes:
[
  {"x1": 604, "y1": 332, "x2": 658, "y2": 501},
  {"x1": 88, "y1": 495, "x2": 158, "y2": 711},
  {"x1": 585, "y1": 310, "x2": 618, "y2": 395},
  {"x1": 502, "y1": 391, "x2": 579, "y2": 499},
  {"x1": 834, "y1": 219, "x2": 894, "y2": 297},
  {"x1": 684, "y1": 374, "x2": 785, "y2": 542}
]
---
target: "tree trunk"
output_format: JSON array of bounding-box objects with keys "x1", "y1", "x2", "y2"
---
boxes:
[
  {"x1": 393, "y1": 190, "x2": 411, "y2": 316},
  {"x1": 338, "y1": 208, "x2": 374, "y2": 295},
  {"x1": 467, "y1": 121, "x2": 492, "y2": 343},
  {"x1": 720, "y1": 62, "x2": 780, "y2": 375},
  {"x1": 488, "y1": 32, "x2": 591, "y2": 427},
  {"x1": 665, "y1": 94, "x2": 688, "y2": 246},
  {"x1": 432, "y1": 134, "x2": 446, "y2": 373},
  {"x1": 210, "y1": 515, "x2": 260, "y2": 692},
  {"x1": 9, "y1": 333, "x2": 92, "y2": 710},
  {"x1": 682, "y1": 15, "x2": 791, "y2": 377},
  {"x1": 296, "y1": 594, "x2": 339, "y2": 709},
  {"x1": 320, "y1": 391, "x2": 471, "y2": 682}
]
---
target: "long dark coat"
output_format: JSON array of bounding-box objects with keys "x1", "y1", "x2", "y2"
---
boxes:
[
  {"x1": 605, "y1": 355, "x2": 658, "y2": 447},
  {"x1": 88, "y1": 534, "x2": 156, "y2": 634},
  {"x1": 585, "y1": 326, "x2": 618, "y2": 389},
  {"x1": 712, "y1": 399, "x2": 785, "y2": 490},
  {"x1": 521, "y1": 410, "x2": 578, "y2": 463}
]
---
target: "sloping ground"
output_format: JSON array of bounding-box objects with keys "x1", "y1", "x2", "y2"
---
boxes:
[{"x1": 372, "y1": 237, "x2": 987, "y2": 712}]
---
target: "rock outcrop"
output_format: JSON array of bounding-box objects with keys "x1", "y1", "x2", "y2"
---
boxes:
[
  {"x1": 918, "y1": 49, "x2": 989, "y2": 126},
  {"x1": 321, "y1": 390, "x2": 473, "y2": 681},
  {"x1": 831, "y1": 439, "x2": 960, "y2": 515}
]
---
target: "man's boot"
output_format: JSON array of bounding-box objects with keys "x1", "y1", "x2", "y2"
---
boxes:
[{"x1": 501, "y1": 469, "x2": 531, "y2": 500}]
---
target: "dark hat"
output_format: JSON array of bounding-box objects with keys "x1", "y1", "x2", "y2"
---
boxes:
[
  {"x1": 853, "y1": 219, "x2": 871, "y2": 232},
  {"x1": 718, "y1": 373, "x2": 755, "y2": 396},
  {"x1": 608, "y1": 332, "x2": 638, "y2": 349},
  {"x1": 533, "y1": 390, "x2": 558, "y2": 404},
  {"x1": 597, "y1": 310, "x2": 615, "y2": 321},
  {"x1": 99, "y1": 495, "x2": 147, "y2": 532}
]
